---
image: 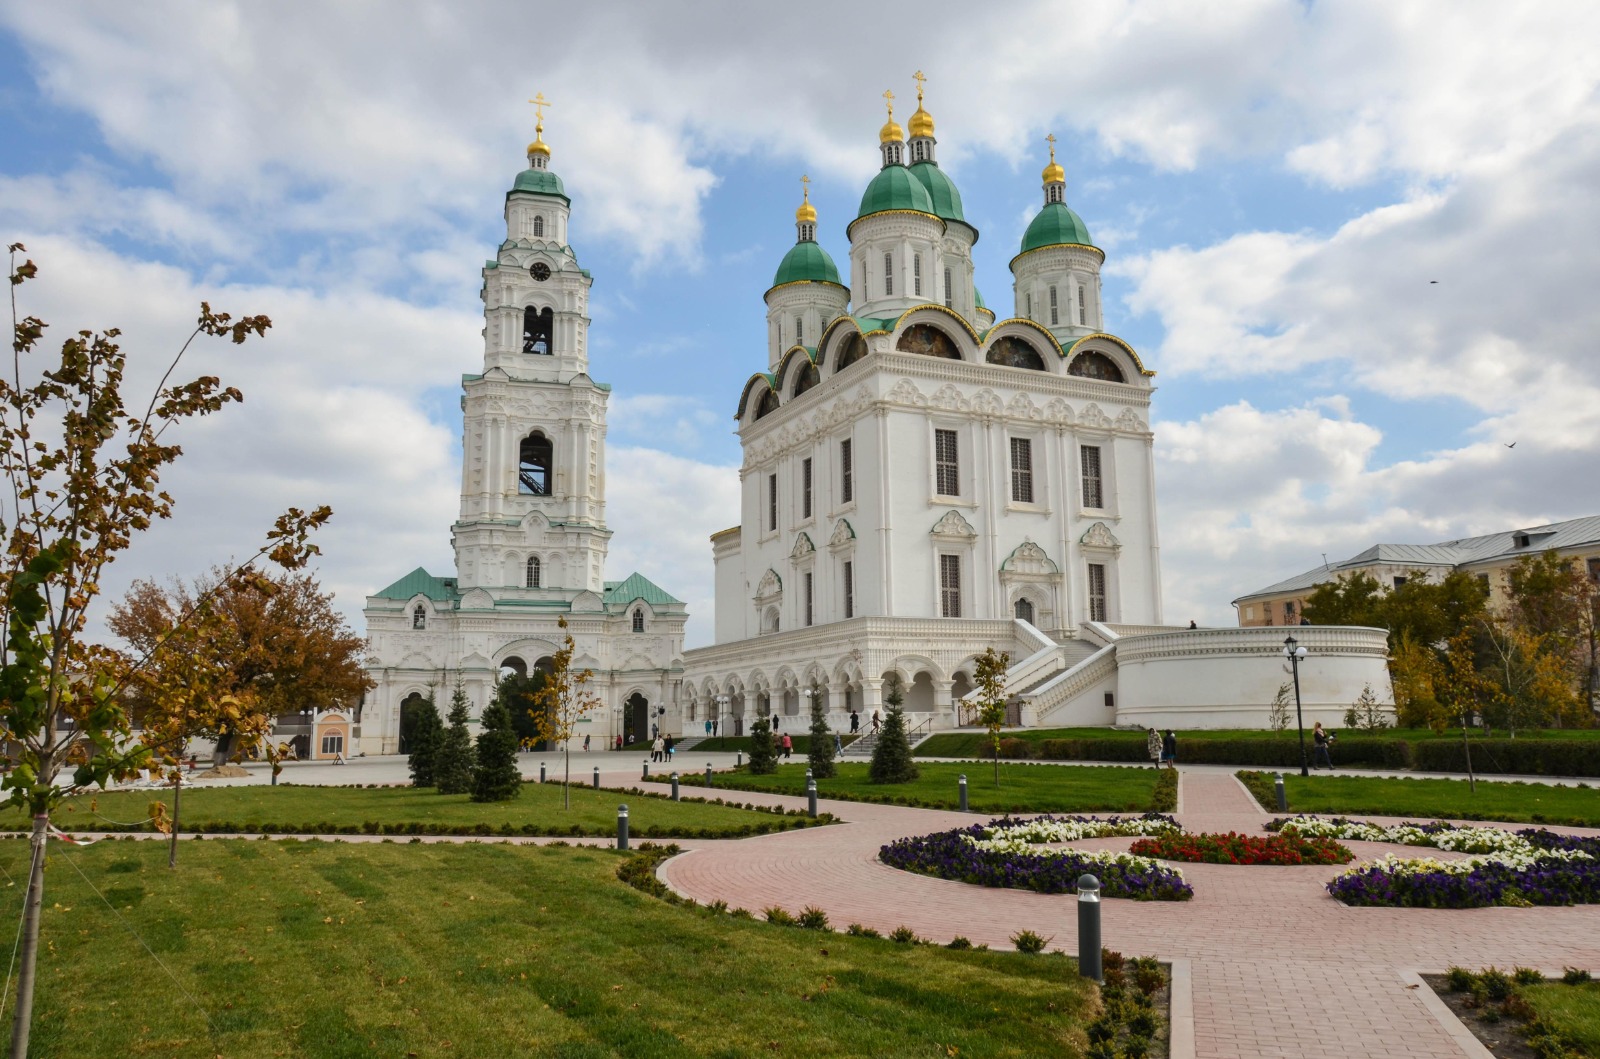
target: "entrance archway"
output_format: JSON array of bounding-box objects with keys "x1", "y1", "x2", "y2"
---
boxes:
[
  {"x1": 623, "y1": 692, "x2": 649, "y2": 746},
  {"x1": 398, "y1": 692, "x2": 428, "y2": 754}
]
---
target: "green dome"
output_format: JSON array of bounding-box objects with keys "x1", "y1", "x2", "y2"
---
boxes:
[
  {"x1": 510, "y1": 168, "x2": 569, "y2": 202},
  {"x1": 771, "y1": 240, "x2": 842, "y2": 288},
  {"x1": 1019, "y1": 202, "x2": 1094, "y2": 254},
  {"x1": 857, "y1": 165, "x2": 935, "y2": 220},
  {"x1": 974, "y1": 287, "x2": 988, "y2": 311},
  {"x1": 908, "y1": 162, "x2": 965, "y2": 223}
]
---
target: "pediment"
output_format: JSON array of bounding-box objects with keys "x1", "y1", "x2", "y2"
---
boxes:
[
  {"x1": 789, "y1": 533, "x2": 815, "y2": 561},
  {"x1": 754, "y1": 568, "x2": 783, "y2": 600},
  {"x1": 930, "y1": 510, "x2": 978, "y2": 540},
  {"x1": 570, "y1": 590, "x2": 605, "y2": 612},
  {"x1": 459, "y1": 588, "x2": 495, "y2": 610},
  {"x1": 828, "y1": 519, "x2": 856, "y2": 549},
  {"x1": 1081, "y1": 522, "x2": 1121, "y2": 551},
  {"x1": 1002, "y1": 538, "x2": 1059, "y2": 576}
]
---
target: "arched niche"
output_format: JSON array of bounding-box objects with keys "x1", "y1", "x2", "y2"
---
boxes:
[
  {"x1": 1067, "y1": 350, "x2": 1126, "y2": 383},
  {"x1": 519, "y1": 433, "x2": 553, "y2": 495},
  {"x1": 987, "y1": 335, "x2": 1046, "y2": 371},
  {"x1": 755, "y1": 389, "x2": 780, "y2": 420},
  {"x1": 792, "y1": 361, "x2": 820, "y2": 397},
  {"x1": 522, "y1": 306, "x2": 553, "y2": 355},
  {"x1": 896, "y1": 324, "x2": 961, "y2": 360},
  {"x1": 834, "y1": 332, "x2": 868, "y2": 373}
]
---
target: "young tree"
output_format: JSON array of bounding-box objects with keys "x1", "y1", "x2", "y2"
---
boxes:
[
  {"x1": 972, "y1": 647, "x2": 1012, "y2": 786},
  {"x1": 433, "y1": 679, "x2": 477, "y2": 795},
  {"x1": 406, "y1": 694, "x2": 443, "y2": 787},
  {"x1": 0, "y1": 246, "x2": 329, "y2": 1057},
  {"x1": 1342, "y1": 683, "x2": 1391, "y2": 731},
  {"x1": 806, "y1": 681, "x2": 836, "y2": 779},
  {"x1": 471, "y1": 698, "x2": 522, "y2": 802},
  {"x1": 1389, "y1": 629, "x2": 1449, "y2": 730},
  {"x1": 868, "y1": 673, "x2": 918, "y2": 784},
  {"x1": 1477, "y1": 620, "x2": 1581, "y2": 735},
  {"x1": 1268, "y1": 681, "x2": 1293, "y2": 738},
  {"x1": 1505, "y1": 551, "x2": 1598, "y2": 720},
  {"x1": 530, "y1": 617, "x2": 603, "y2": 808},
  {"x1": 747, "y1": 714, "x2": 778, "y2": 775}
]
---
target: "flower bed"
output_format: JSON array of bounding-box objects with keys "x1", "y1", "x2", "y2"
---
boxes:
[
  {"x1": 1129, "y1": 830, "x2": 1353, "y2": 866},
  {"x1": 879, "y1": 815, "x2": 1193, "y2": 902},
  {"x1": 1281, "y1": 816, "x2": 1600, "y2": 908}
]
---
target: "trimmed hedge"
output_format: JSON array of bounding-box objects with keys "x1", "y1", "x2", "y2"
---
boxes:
[{"x1": 979, "y1": 735, "x2": 1599, "y2": 777}]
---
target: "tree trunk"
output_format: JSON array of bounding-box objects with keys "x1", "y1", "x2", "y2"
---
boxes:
[
  {"x1": 10, "y1": 812, "x2": 49, "y2": 1059},
  {"x1": 168, "y1": 775, "x2": 181, "y2": 869},
  {"x1": 563, "y1": 745, "x2": 570, "y2": 810}
]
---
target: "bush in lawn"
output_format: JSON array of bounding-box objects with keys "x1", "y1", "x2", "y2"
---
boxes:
[
  {"x1": 1010, "y1": 929, "x2": 1050, "y2": 954},
  {"x1": 405, "y1": 694, "x2": 443, "y2": 787},
  {"x1": 868, "y1": 674, "x2": 919, "y2": 784},
  {"x1": 1269, "y1": 682, "x2": 1293, "y2": 738},
  {"x1": 1344, "y1": 683, "x2": 1391, "y2": 731},
  {"x1": 747, "y1": 715, "x2": 778, "y2": 775},
  {"x1": 806, "y1": 683, "x2": 837, "y2": 780},
  {"x1": 470, "y1": 698, "x2": 522, "y2": 803},
  {"x1": 434, "y1": 679, "x2": 477, "y2": 795}
]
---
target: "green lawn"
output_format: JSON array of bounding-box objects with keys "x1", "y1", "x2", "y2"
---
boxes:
[
  {"x1": 1521, "y1": 980, "x2": 1600, "y2": 1055},
  {"x1": 918, "y1": 726, "x2": 1600, "y2": 757},
  {"x1": 679, "y1": 760, "x2": 1163, "y2": 814},
  {"x1": 1239, "y1": 771, "x2": 1600, "y2": 827},
  {"x1": 2, "y1": 838, "x2": 1097, "y2": 1057},
  {"x1": 14, "y1": 781, "x2": 815, "y2": 838}
]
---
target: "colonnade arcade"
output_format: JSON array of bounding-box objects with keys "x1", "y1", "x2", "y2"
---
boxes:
[{"x1": 681, "y1": 657, "x2": 977, "y2": 736}]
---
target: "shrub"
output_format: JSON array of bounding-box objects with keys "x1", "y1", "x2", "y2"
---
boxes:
[
  {"x1": 869, "y1": 677, "x2": 920, "y2": 784},
  {"x1": 797, "y1": 906, "x2": 831, "y2": 931},
  {"x1": 1479, "y1": 967, "x2": 1513, "y2": 1001},
  {"x1": 1446, "y1": 966, "x2": 1476, "y2": 992},
  {"x1": 888, "y1": 926, "x2": 921, "y2": 945},
  {"x1": 470, "y1": 700, "x2": 523, "y2": 803},
  {"x1": 762, "y1": 906, "x2": 796, "y2": 926},
  {"x1": 747, "y1": 716, "x2": 778, "y2": 776},
  {"x1": 845, "y1": 923, "x2": 880, "y2": 939},
  {"x1": 1562, "y1": 967, "x2": 1592, "y2": 985},
  {"x1": 1513, "y1": 966, "x2": 1544, "y2": 985},
  {"x1": 729, "y1": 907, "x2": 754, "y2": 920},
  {"x1": 1151, "y1": 767, "x2": 1178, "y2": 812},
  {"x1": 945, "y1": 935, "x2": 973, "y2": 950},
  {"x1": 1010, "y1": 929, "x2": 1050, "y2": 954}
]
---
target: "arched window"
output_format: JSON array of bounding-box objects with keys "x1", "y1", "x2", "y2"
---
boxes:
[
  {"x1": 632, "y1": 608, "x2": 644, "y2": 633},
  {"x1": 883, "y1": 252, "x2": 893, "y2": 296},
  {"x1": 1067, "y1": 351, "x2": 1126, "y2": 383},
  {"x1": 1049, "y1": 286, "x2": 1059, "y2": 326},
  {"x1": 793, "y1": 361, "x2": 819, "y2": 397},
  {"x1": 986, "y1": 336, "x2": 1046, "y2": 371},
  {"x1": 794, "y1": 315, "x2": 803, "y2": 343},
  {"x1": 412, "y1": 605, "x2": 427, "y2": 630},
  {"x1": 763, "y1": 606, "x2": 780, "y2": 634},
  {"x1": 1015, "y1": 597, "x2": 1035, "y2": 624},
  {"x1": 518, "y1": 433, "x2": 554, "y2": 495},
  {"x1": 525, "y1": 556, "x2": 541, "y2": 588},
  {"x1": 895, "y1": 324, "x2": 960, "y2": 360},
  {"x1": 755, "y1": 388, "x2": 780, "y2": 420},
  {"x1": 533, "y1": 215, "x2": 545, "y2": 238},
  {"x1": 1078, "y1": 285, "x2": 1087, "y2": 325},
  {"x1": 913, "y1": 254, "x2": 922, "y2": 297},
  {"x1": 522, "y1": 305, "x2": 554, "y2": 355},
  {"x1": 835, "y1": 333, "x2": 867, "y2": 372},
  {"x1": 943, "y1": 267, "x2": 953, "y2": 308}
]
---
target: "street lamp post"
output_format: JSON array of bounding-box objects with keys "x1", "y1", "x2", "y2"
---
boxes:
[
  {"x1": 715, "y1": 695, "x2": 729, "y2": 741},
  {"x1": 1283, "y1": 635, "x2": 1309, "y2": 777}
]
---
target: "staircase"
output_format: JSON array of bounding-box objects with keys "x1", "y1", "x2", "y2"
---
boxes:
[
  {"x1": 840, "y1": 732, "x2": 878, "y2": 758},
  {"x1": 671, "y1": 736, "x2": 706, "y2": 753}
]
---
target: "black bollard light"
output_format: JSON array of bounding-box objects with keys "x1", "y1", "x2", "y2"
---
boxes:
[
  {"x1": 1077, "y1": 875, "x2": 1102, "y2": 981},
  {"x1": 617, "y1": 804, "x2": 629, "y2": 851},
  {"x1": 642, "y1": 759, "x2": 650, "y2": 781},
  {"x1": 706, "y1": 763, "x2": 713, "y2": 789},
  {"x1": 592, "y1": 766, "x2": 600, "y2": 789},
  {"x1": 959, "y1": 773, "x2": 968, "y2": 812},
  {"x1": 736, "y1": 751, "x2": 742, "y2": 768},
  {"x1": 1274, "y1": 772, "x2": 1288, "y2": 812},
  {"x1": 671, "y1": 772, "x2": 680, "y2": 801},
  {"x1": 807, "y1": 776, "x2": 818, "y2": 818},
  {"x1": 540, "y1": 762, "x2": 546, "y2": 783}
]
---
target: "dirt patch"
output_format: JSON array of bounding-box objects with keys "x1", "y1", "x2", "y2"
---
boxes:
[
  {"x1": 196, "y1": 765, "x2": 250, "y2": 779},
  {"x1": 1421, "y1": 974, "x2": 1537, "y2": 1059}
]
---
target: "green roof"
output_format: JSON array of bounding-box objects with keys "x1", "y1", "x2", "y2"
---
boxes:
[
  {"x1": 1019, "y1": 201, "x2": 1094, "y2": 254},
  {"x1": 771, "y1": 240, "x2": 842, "y2": 288},
  {"x1": 603, "y1": 572, "x2": 683, "y2": 608},
  {"x1": 373, "y1": 567, "x2": 458, "y2": 602},
  {"x1": 973, "y1": 287, "x2": 987, "y2": 310},
  {"x1": 854, "y1": 315, "x2": 898, "y2": 334},
  {"x1": 908, "y1": 162, "x2": 966, "y2": 225},
  {"x1": 509, "y1": 168, "x2": 570, "y2": 203},
  {"x1": 857, "y1": 165, "x2": 935, "y2": 220}
]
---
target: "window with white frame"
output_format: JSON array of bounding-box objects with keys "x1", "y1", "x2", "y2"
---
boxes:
[
  {"x1": 804, "y1": 571, "x2": 814, "y2": 626},
  {"x1": 1009, "y1": 437, "x2": 1034, "y2": 504},
  {"x1": 767, "y1": 473, "x2": 778, "y2": 532},
  {"x1": 940, "y1": 554, "x2": 962, "y2": 618},
  {"x1": 934, "y1": 429, "x2": 959, "y2": 496},
  {"x1": 533, "y1": 215, "x2": 544, "y2": 238},
  {"x1": 633, "y1": 607, "x2": 645, "y2": 633},
  {"x1": 801, "y1": 457, "x2": 813, "y2": 519},
  {"x1": 843, "y1": 560, "x2": 854, "y2": 618},
  {"x1": 1078, "y1": 285, "x2": 1087, "y2": 325},
  {"x1": 840, "y1": 438, "x2": 853, "y2": 504},
  {"x1": 943, "y1": 267, "x2": 952, "y2": 307},
  {"x1": 884, "y1": 252, "x2": 894, "y2": 296},
  {"x1": 913, "y1": 254, "x2": 922, "y2": 296},
  {"x1": 412, "y1": 605, "x2": 427, "y2": 630},
  {"x1": 525, "y1": 556, "x2": 541, "y2": 588},
  {"x1": 1080, "y1": 445, "x2": 1104, "y2": 508},
  {"x1": 1087, "y1": 563, "x2": 1107, "y2": 622},
  {"x1": 321, "y1": 733, "x2": 344, "y2": 756},
  {"x1": 1049, "y1": 285, "x2": 1059, "y2": 325},
  {"x1": 1026, "y1": 291, "x2": 1033, "y2": 319},
  {"x1": 794, "y1": 315, "x2": 803, "y2": 344}
]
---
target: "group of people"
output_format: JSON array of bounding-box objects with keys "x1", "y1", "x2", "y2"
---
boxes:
[
  {"x1": 1145, "y1": 727, "x2": 1177, "y2": 768},
  {"x1": 649, "y1": 734, "x2": 675, "y2": 763}
]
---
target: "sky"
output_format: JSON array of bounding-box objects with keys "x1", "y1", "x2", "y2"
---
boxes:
[{"x1": 2, "y1": 0, "x2": 1598, "y2": 649}]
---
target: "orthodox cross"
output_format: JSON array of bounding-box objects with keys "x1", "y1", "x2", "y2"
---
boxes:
[
  {"x1": 913, "y1": 70, "x2": 926, "y2": 104},
  {"x1": 882, "y1": 88, "x2": 894, "y2": 119},
  {"x1": 800, "y1": 173, "x2": 810, "y2": 202},
  {"x1": 529, "y1": 92, "x2": 552, "y2": 131}
]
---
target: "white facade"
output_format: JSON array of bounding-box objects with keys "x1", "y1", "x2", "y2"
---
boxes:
[{"x1": 361, "y1": 136, "x2": 687, "y2": 754}]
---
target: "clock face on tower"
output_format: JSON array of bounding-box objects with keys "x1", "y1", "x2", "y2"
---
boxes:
[{"x1": 529, "y1": 261, "x2": 551, "y2": 282}]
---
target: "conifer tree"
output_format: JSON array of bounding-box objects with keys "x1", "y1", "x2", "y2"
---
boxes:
[
  {"x1": 433, "y1": 679, "x2": 477, "y2": 795},
  {"x1": 406, "y1": 694, "x2": 442, "y2": 787},
  {"x1": 747, "y1": 714, "x2": 778, "y2": 775},
  {"x1": 806, "y1": 683, "x2": 837, "y2": 779},
  {"x1": 868, "y1": 673, "x2": 919, "y2": 784},
  {"x1": 471, "y1": 698, "x2": 522, "y2": 802}
]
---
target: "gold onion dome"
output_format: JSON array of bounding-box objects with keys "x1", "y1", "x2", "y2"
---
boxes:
[
  {"x1": 527, "y1": 134, "x2": 550, "y2": 159},
  {"x1": 1042, "y1": 136, "x2": 1065, "y2": 184},
  {"x1": 908, "y1": 72, "x2": 934, "y2": 138},
  {"x1": 879, "y1": 116, "x2": 904, "y2": 144},
  {"x1": 795, "y1": 196, "x2": 817, "y2": 224}
]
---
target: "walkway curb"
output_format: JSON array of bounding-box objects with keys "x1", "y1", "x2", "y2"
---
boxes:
[
  {"x1": 1399, "y1": 970, "x2": 1493, "y2": 1059},
  {"x1": 1167, "y1": 957, "x2": 1195, "y2": 1059}
]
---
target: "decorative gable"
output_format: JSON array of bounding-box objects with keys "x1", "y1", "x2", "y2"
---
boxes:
[
  {"x1": 789, "y1": 533, "x2": 815, "y2": 562},
  {"x1": 828, "y1": 519, "x2": 856, "y2": 550},
  {"x1": 930, "y1": 510, "x2": 978, "y2": 540},
  {"x1": 754, "y1": 568, "x2": 783, "y2": 601},
  {"x1": 1002, "y1": 539, "x2": 1060, "y2": 576},
  {"x1": 1081, "y1": 521, "x2": 1121, "y2": 552}
]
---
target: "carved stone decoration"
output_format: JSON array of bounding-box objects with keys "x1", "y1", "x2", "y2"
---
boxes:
[
  {"x1": 1001, "y1": 539, "x2": 1060, "y2": 576},
  {"x1": 1115, "y1": 408, "x2": 1147, "y2": 433},
  {"x1": 789, "y1": 532, "x2": 815, "y2": 562},
  {"x1": 1007, "y1": 392, "x2": 1041, "y2": 420},
  {"x1": 460, "y1": 588, "x2": 495, "y2": 610},
  {"x1": 930, "y1": 384, "x2": 968, "y2": 412},
  {"x1": 1045, "y1": 397, "x2": 1075, "y2": 426},
  {"x1": 971, "y1": 389, "x2": 1003, "y2": 418},
  {"x1": 1080, "y1": 402, "x2": 1113, "y2": 430},
  {"x1": 828, "y1": 519, "x2": 856, "y2": 550},
  {"x1": 1081, "y1": 521, "x2": 1121, "y2": 552},
  {"x1": 754, "y1": 568, "x2": 783, "y2": 601},
  {"x1": 886, "y1": 378, "x2": 925, "y2": 407},
  {"x1": 930, "y1": 510, "x2": 978, "y2": 540}
]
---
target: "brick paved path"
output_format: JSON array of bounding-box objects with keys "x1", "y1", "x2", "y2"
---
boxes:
[{"x1": 657, "y1": 768, "x2": 1600, "y2": 1059}]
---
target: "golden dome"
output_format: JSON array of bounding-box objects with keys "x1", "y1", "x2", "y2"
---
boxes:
[
  {"x1": 908, "y1": 71, "x2": 933, "y2": 138},
  {"x1": 1042, "y1": 134, "x2": 1064, "y2": 184},
  {"x1": 527, "y1": 135, "x2": 551, "y2": 159},
  {"x1": 795, "y1": 174, "x2": 817, "y2": 223},
  {"x1": 879, "y1": 117, "x2": 904, "y2": 144}
]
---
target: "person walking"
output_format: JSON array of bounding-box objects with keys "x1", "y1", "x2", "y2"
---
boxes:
[
  {"x1": 614, "y1": 734, "x2": 622, "y2": 752},
  {"x1": 704, "y1": 718, "x2": 712, "y2": 738},
  {"x1": 1312, "y1": 722, "x2": 1334, "y2": 769},
  {"x1": 870, "y1": 711, "x2": 881, "y2": 734},
  {"x1": 781, "y1": 732, "x2": 793, "y2": 759},
  {"x1": 665, "y1": 735, "x2": 675, "y2": 762},
  {"x1": 651, "y1": 734, "x2": 664, "y2": 763},
  {"x1": 1161, "y1": 730, "x2": 1177, "y2": 768},
  {"x1": 1146, "y1": 727, "x2": 1162, "y2": 770},
  {"x1": 849, "y1": 710, "x2": 859, "y2": 734},
  {"x1": 582, "y1": 734, "x2": 590, "y2": 753},
  {"x1": 834, "y1": 731, "x2": 843, "y2": 755}
]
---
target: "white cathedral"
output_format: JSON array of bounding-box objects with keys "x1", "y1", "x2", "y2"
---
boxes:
[{"x1": 361, "y1": 84, "x2": 1393, "y2": 753}]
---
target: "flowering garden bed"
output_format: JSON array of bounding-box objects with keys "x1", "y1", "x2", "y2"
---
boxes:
[
  {"x1": 1128, "y1": 830, "x2": 1353, "y2": 866},
  {"x1": 1270, "y1": 817, "x2": 1600, "y2": 908},
  {"x1": 878, "y1": 815, "x2": 1193, "y2": 901}
]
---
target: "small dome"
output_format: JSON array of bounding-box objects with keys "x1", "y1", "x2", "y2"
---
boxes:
[
  {"x1": 511, "y1": 168, "x2": 567, "y2": 199},
  {"x1": 527, "y1": 136, "x2": 551, "y2": 160},
  {"x1": 857, "y1": 165, "x2": 935, "y2": 220},
  {"x1": 1019, "y1": 201, "x2": 1095, "y2": 254},
  {"x1": 1042, "y1": 158, "x2": 1065, "y2": 184},
  {"x1": 795, "y1": 199, "x2": 817, "y2": 224},
  {"x1": 909, "y1": 161, "x2": 965, "y2": 224},
  {"x1": 909, "y1": 105, "x2": 934, "y2": 139},
  {"x1": 771, "y1": 240, "x2": 842, "y2": 289},
  {"x1": 974, "y1": 287, "x2": 987, "y2": 310},
  {"x1": 879, "y1": 117, "x2": 904, "y2": 144}
]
